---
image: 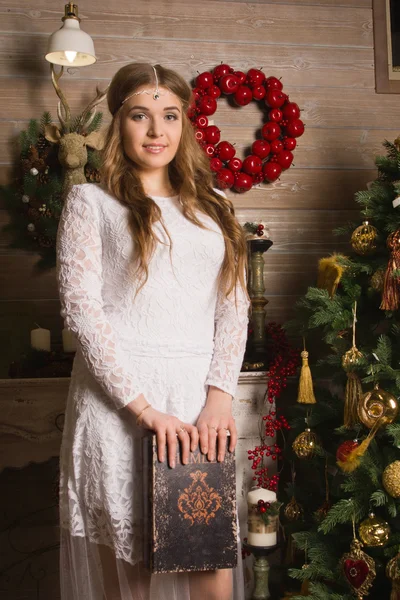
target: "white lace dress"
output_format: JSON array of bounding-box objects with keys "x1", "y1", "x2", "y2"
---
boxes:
[{"x1": 57, "y1": 183, "x2": 250, "y2": 600}]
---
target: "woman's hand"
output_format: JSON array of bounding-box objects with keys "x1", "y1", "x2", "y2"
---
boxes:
[
  {"x1": 139, "y1": 407, "x2": 199, "y2": 468},
  {"x1": 196, "y1": 386, "x2": 237, "y2": 463}
]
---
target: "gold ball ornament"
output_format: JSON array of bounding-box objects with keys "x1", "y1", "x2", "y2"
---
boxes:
[
  {"x1": 359, "y1": 512, "x2": 390, "y2": 547},
  {"x1": 358, "y1": 383, "x2": 399, "y2": 429},
  {"x1": 383, "y1": 461, "x2": 400, "y2": 498},
  {"x1": 350, "y1": 221, "x2": 378, "y2": 256},
  {"x1": 370, "y1": 268, "x2": 386, "y2": 292},
  {"x1": 284, "y1": 496, "x2": 303, "y2": 521},
  {"x1": 342, "y1": 345, "x2": 363, "y2": 372},
  {"x1": 292, "y1": 428, "x2": 318, "y2": 459}
]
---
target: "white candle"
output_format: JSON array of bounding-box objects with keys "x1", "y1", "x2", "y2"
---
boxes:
[
  {"x1": 30, "y1": 327, "x2": 51, "y2": 351},
  {"x1": 247, "y1": 488, "x2": 278, "y2": 547},
  {"x1": 62, "y1": 328, "x2": 77, "y2": 353}
]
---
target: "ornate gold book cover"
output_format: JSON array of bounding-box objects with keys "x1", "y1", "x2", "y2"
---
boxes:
[{"x1": 142, "y1": 433, "x2": 238, "y2": 573}]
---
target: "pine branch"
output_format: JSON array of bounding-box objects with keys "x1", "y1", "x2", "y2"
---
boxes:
[
  {"x1": 370, "y1": 489, "x2": 389, "y2": 506},
  {"x1": 318, "y1": 499, "x2": 363, "y2": 534},
  {"x1": 387, "y1": 423, "x2": 400, "y2": 446},
  {"x1": 40, "y1": 111, "x2": 52, "y2": 132}
]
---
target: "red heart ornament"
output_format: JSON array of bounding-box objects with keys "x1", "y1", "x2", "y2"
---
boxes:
[{"x1": 343, "y1": 558, "x2": 370, "y2": 589}]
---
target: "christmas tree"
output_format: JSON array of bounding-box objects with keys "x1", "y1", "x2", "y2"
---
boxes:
[{"x1": 280, "y1": 138, "x2": 400, "y2": 599}]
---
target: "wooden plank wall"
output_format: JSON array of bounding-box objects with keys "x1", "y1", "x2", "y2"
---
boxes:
[{"x1": 0, "y1": 0, "x2": 398, "y2": 376}]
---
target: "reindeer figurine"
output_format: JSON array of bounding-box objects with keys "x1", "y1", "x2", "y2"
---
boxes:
[{"x1": 44, "y1": 65, "x2": 110, "y2": 196}]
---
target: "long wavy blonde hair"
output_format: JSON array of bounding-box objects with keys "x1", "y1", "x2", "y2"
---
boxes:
[{"x1": 101, "y1": 63, "x2": 249, "y2": 302}]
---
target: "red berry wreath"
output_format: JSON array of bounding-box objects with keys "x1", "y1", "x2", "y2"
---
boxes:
[{"x1": 188, "y1": 64, "x2": 305, "y2": 193}]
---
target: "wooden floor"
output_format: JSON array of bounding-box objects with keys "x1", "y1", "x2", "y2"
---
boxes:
[{"x1": 0, "y1": 459, "x2": 60, "y2": 600}]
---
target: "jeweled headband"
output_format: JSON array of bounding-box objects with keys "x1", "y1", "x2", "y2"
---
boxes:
[{"x1": 121, "y1": 65, "x2": 173, "y2": 105}]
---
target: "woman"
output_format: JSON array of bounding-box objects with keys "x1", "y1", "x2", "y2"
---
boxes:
[{"x1": 57, "y1": 62, "x2": 250, "y2": 600}]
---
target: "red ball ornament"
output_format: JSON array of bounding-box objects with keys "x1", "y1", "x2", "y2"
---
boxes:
[
  {"x1": 203, "y1": 143, "x2": 216, "y2": 157},
  {"x1": 243, "y1": 154, "x2": 262, "y2": 175},
  {"x1": 187, "y1": 105, "x2": 197, "y2": 120},
  {"x1": 277, "y1": 150, "x2": 294, "y2": 169},
  {"x1": 204, "y1": 125, "x2": 221, "y2": 144},
  {"x1": 228, "y1": 157, "x2": 243, "y2": 172},
  {"x1": 285, "y1": 118, "x2": 305, "y2": 138},
  {"x1": 196, "y1": 72, "x2": 214, "y2": 89},
  {"x1": 265, "y1": 76, "x2": 283, "y2": 91},
  {"x1": 336, "y1": 440, "x2": 359, "y2": 464},
  {"x1": 283, "y1": 137, "x2": 297, "y2": 151},
  {"x1": 234, "y1": 85, "x2": 253, "y2": 106},
  {"x1": 262, "y1": 122, "x2": 281, "y2": 141},
  {"x1": 195, "y1": 129, "x2": 205, "y2": 142},
  {"x1": 259, "y1": 505, "x2": 267, "y2": 514},
  {"x1": 270, "y1": 139, "x2": 284, "y2": 154},
  {"x1": 234, "y1": 172, "x2": 253, "y2": 193},
  {"x1": 252, "y1": 140, "x2": 271, "y2": 159},
  {"x1": 206, "y1": 85, "x2": 221, "y2": 99},
  {"x1": 216, "y1": 168, "x2": 235, "y2": 189},
  {"x1": 216, "y1": 141, "x2": 236, "y2": 161},
  {"x1": 265, "y1": 89, "x2": 286, "y2": 108},
  {"x1": 263, "y1": 162, "x2": 282, "y2": 182},
  {"x1": 195, "y1": 115, "x2": 209, "y2": 129},
  {"x1": 210, "y1": 157, "x2": 223, "y2": 172},
  {"x1": 198, "y1": 96, "x2": 217, "y2": 116},
  {"x1": 247, "y1": 68, "x2": 265, "y2": 86},
  {"x1": 269, "y1": 108, "x2": 283, "y2": 123},
  {"x1": 219, "y1": 74, "x2": 240, "y2": 95},
  {"x1": 213, "y1": 63, "x2": 232, "y2": 81},
  {"x1": 252, "y1": 85, "x2": 266, "y2": 101},
  {"x1": 210, "y1": 156, "x2": 224, "y2": 173},
  {"x1": 282, "y1": 102, "x2": 301, "y2": 120},
  {"x1": 192, "y1": 88, "x2": 203, "y2": 102},
  {"x1": 233, "y1": 70, "x2": 247, "y2": 84},
  {"x1": 253, "y1": 172, "x2": 264, "y2": 184}
]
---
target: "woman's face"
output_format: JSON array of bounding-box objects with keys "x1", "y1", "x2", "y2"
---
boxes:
[{"x1": 120, "y1": 86, "x2": 183, "y2": 175}]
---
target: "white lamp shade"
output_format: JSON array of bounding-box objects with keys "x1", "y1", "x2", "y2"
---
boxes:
[{"x1": 45, "y1": 18, "x2": 96, "y2": 67}]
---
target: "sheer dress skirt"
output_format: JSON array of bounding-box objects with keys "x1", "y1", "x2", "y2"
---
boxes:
[{"x1": 59, "y1": 349, "x2": 245, "y2": 600}]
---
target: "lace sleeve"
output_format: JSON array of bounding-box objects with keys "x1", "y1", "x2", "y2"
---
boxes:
[
  {"x1": 56, "y1": 185, "x2": 143, "y2": 410},
  {"x1": 204, "y1": 278, "x2": 250, "y2": 398}
]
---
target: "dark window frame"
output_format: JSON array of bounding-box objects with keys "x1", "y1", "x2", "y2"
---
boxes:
[{"x1": 373, "y1": 0, "x2": 400, "y2": 93}]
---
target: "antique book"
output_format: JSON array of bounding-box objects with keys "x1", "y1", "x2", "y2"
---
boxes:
[{"x1": 142, "y1": 433, "x2": 238, "y2": 573}]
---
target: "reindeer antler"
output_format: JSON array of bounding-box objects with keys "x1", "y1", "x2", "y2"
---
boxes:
[
  {"x1": 76, "y1": 83, "x2": 110, "y2": 133},
  {"x1": 50, "y1": 64, "x2": 72, "y2": 133}
]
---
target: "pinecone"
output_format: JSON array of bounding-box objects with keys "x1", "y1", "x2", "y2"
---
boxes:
[
  {"x1": 37, "y1": 135, "x2": 50, "y2": 153},
  {"x1": 38, "y1": 173, "x2": 50, "y2": 185},
  {"x1": 85, "y1": 165, "x2": 101, "y2": 182},
  {"x1": 38, "y1": 234, "x2": 54, "y2": 248},
  {"x1": 27, "y1": 207, "x2": 40, "y2": 220}
]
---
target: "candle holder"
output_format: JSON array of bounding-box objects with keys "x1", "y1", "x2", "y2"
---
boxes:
[
  {"x1": 243, "y1": 222, "x2": 273, "y2": 370},
  {"x1": 243, "y1": 541, "x2": 279, "y2": 600}
]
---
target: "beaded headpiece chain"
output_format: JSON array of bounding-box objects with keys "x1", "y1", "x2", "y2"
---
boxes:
[{"x1": 121, "y1": 65, "x2": 172, "y2": 105}]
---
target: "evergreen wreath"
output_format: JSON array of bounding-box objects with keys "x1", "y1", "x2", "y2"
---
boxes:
[{"x1": 1, "y1": 111, "x2": 103, "y2": 270}]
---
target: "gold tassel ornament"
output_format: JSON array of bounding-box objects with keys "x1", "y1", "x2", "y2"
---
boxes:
[
  {"x1": 297, "y1": 341, "x2": 316, "y2": 404},
  {"x1": 381, "y1": 229, "x2": 400, "y2": 311},
  {"x1": 387, "y1": 552, "x2": 400, "y2": 600},
  {"x1": 341, "y1": 302, "x2": 363, "y2": 429},
  {"x1": 317, "y1": 254, "x2": 345, "y2": 297}
]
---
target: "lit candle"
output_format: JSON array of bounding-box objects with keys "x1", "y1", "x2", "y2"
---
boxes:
[
  {"x1": 62, "y1": 328, "x2": 77, "y2": 353},
  {"x1": 30, "y1": 326, "x2": 51, "y2": 351},
  {"x1": 247, "y1": 488, "x2": 278, "y2": 547}
]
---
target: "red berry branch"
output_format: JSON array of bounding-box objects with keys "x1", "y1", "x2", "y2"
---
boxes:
[{"x1": 247, "y1": 322, "x2": 300, "y2": 490}]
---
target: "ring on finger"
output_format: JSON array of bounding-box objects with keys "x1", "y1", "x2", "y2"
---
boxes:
[
  {"x1": 208, "y1": 425, "x2": 218, "y2": 432},
  {"x1": 217, "y1": 427, "x2": 229, "y2": 433},
  {"x1": 179, "y1": 426, "x2": 187, "y2": 434}
]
